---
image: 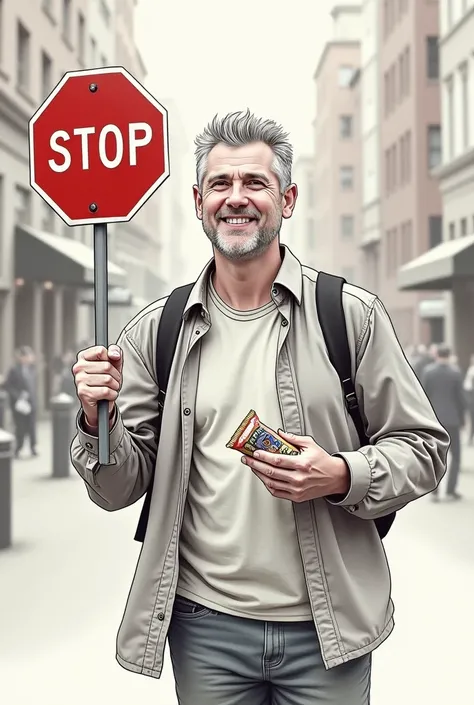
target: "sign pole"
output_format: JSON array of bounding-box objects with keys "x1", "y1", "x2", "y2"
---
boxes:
[{"x1": 93, "y1": 221, "x2": 110, "y2": 465}]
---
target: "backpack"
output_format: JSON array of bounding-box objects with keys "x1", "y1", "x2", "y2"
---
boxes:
[{"x1": 134, "y1": 272, "x2": 396, "y2": 543}]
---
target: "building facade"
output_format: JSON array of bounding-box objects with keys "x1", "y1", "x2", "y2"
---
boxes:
[
  {"x1": 281, "y1": 155, "x2": 316, "y2": 266},
  {"x1": 399, "y1": 0, "x2": 474, "y2": 371},
  {"x1": 107, "y1": 0, "x2": 166, "y2": 341},
  {"x1": 358, "y1": 0, "x2": 382, "y2": 294},
  {"x1": 379, "y1": 0, "x2": 444, "y2": 348},
  {"x1": 0, "y1": 0, "x2": 131, "y2": 414},
  {"x1": 312, "y1": 4, "x2": 363, "y2": 285}
]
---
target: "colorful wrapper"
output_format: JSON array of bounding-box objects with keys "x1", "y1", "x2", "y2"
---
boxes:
[{"x1": 226, "y1": 409, "x2": 299, "y2": 457}]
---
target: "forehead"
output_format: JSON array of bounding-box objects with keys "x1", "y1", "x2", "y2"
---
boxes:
[{"x1": 205, "y1": 142, "x2": 276, "y2": 179}]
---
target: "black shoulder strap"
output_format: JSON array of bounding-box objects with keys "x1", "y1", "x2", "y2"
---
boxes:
[
  {"x1": 315, "y1": 272, "x2": 368, "y2": 447},
  {"x1": 134, "y1": 283, "x2": 194, "y2": 543}
]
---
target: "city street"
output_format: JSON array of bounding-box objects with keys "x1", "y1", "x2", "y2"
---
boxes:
[{"x1": 1, "y1": 421, "x2": 473, "y2": 705}]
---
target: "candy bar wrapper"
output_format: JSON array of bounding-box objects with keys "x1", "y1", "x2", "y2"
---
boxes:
[{"x1": 226, "y1": 409, "x2": 299, "y2": 457}]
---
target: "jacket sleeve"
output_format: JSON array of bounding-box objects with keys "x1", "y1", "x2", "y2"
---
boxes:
[
  {"x1": 328, "y1": 297, "x2": 450, "y2": 520},
  {"x1": 69, "y1": 327, "x2": 159, "y2": 512}
]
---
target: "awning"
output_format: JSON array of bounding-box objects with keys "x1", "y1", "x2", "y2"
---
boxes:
[
  {"x1": 398, "y1": 235, "x2": 474, "y2": 291},
  {"x1": 15, "y1": 224, "x2": 127, "y2": 288}
]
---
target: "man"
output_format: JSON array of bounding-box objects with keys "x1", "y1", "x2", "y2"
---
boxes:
[
  {"x1": 71, "y1": 111, "x2": 449, "y2": 705},
  {"x1": 4, "y1": 346, "x2": 38, "y2": 458},
  {"x1": 422, "y1": 344, "x2": 465, "y2": 501},
  {"x1": 412, "y1": 344, "x2": 435, "y2": 384}
]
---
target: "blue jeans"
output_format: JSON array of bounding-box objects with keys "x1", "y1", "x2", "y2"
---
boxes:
[{"x1": 168, "y1": 595, "x2": 372, "y2": 705}]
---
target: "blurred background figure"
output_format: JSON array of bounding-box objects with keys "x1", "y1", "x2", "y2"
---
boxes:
[
  {"x1": 412, "y1": 344, "x2": 436, "y2": 384},
  {"x1": 422, "y1": 344, "x2": 466, "y2": 501},
  {"x1": 3, "y1": 346, "x2": 38, "y2": 458},
  {"x1": 463, "y1": 354, "x2": 474, "y2": 446}
]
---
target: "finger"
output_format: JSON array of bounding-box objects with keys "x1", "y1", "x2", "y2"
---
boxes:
[
  {"x1": 251, "y1": 450, "x2": 299, "y2": 469},
  {"x1": 252, "y1": 470, "x2": 296, "y2": 496},
  {"x1": 78, "y1": 384, "x2": 118, "y2": 403},
  {"x1": 242, "y1": 456, "x2": 293, "y2": 482},
  {"x1": 76, "y1": 373, "x2": 120, "y2": 391},
  {"x1": 73, "y1": 361, "x2": 121, "y2": 384},
  {"x1": 108, "y1": 345, "x2": 123, "y2": 373},
  {"x1": 77, "y1": 346, "x2": 110, "y2": 362},
  {"x1": 278, "y1": 429, "x2": 313, "y2": 447}
]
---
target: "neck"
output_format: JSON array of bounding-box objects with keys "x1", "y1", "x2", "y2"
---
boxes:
[{"x1": 212, "y1": 241, "x2": 282, "y2": 310}]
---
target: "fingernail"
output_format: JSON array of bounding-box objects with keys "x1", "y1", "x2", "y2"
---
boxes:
[
  {"x1": 253, "y1": 451, "x2": 261, "y2": 459},
  {"x1": 241, "y1": 456, "x2": 247, "y2": 464}
]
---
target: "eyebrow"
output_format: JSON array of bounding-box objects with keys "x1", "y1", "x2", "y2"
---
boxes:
[{"x1": 207, "y1": 171, "x2": 271, "y2": 184}]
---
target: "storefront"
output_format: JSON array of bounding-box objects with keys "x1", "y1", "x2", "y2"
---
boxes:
[{"x1": 398, "y1": 234, "x2": 474, "y2": 373}]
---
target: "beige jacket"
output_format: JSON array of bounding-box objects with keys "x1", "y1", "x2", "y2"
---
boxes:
[{"x1": 70, "y1": 246, "x2": 449, "y2": 679}]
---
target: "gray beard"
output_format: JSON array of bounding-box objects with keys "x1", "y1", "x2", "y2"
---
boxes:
[{"x1": 202, "y1": 217, "x2": 281, "y2": 262}]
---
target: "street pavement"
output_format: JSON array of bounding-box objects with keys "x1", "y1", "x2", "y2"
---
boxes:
[{"x1": 1, "y1": 421, "x2": 473, "y2": 705}]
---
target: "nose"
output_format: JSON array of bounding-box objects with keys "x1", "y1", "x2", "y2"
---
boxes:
[{"x1": 226, "y1": 183, "x2": 248, "y2": 208}]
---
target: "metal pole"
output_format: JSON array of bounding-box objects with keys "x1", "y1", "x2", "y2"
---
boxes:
[
  {"x1": 0, "y1": 429, "x2": 14, "y2": 550},
  {"x1": 93, "y1": 222, "x2": 110, "y2": 465}
]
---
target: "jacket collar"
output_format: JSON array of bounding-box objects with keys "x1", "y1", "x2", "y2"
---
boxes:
[{"x1": 183, "y1": 244, "x2": 303, "y2": 320}]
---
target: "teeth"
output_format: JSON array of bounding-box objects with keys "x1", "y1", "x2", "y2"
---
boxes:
[{"x1": 225, "y1": 218, "x2": 251, "y2": 224}]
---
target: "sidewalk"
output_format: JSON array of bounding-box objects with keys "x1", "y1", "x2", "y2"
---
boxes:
[{"x1": 0, "y1": 421, "x2": 473, "y2": 705}]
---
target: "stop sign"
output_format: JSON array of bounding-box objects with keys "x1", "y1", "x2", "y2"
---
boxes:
[{"x1": 29, "y1": 67, "x2": 169, "y2": 225}]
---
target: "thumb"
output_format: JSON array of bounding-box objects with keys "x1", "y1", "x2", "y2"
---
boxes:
[
  {"x1": 108, "y1": 345, "x2": 123, "y2": 370},
  {"x1": 278, "y1": 429, "x2": 310, "y2": 448}
]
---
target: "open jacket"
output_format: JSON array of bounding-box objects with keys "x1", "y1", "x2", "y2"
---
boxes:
[{"x1": 70, "y1": 246, "x2": 449, "y2": 679}]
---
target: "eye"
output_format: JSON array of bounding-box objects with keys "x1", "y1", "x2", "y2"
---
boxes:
[
  {"x1": 247, "y1": 180, "x2": 266, "y2": 187},
  {"x1": 211, "y1": 180, "x2": 228, "y2": 187}
]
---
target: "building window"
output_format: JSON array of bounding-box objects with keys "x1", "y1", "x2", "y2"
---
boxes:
[
  {"x1": 339, "y1": 115, "x2": 353, "y2": 139},
  {"x1": 428, "y1": 125, "x2": 442, "y2": 169},
  {"x1": 78, "y1": 12, "x2": 85, "y2": 64},
  {"x1": 398, "y1": 53, "x2": 404, "y2": 100},
  {"x1": 446, "y1": 77, "x2": 454, "y2": 159},
  {"x1": 100, "y1": 54, "x2": 107, "y2": 67},
  {"x1": 339, "y1": 166, "x2": 354, "y2": 191},
  {"x1": 90, "y1": 37, "x2": 97, "y2": 67},
  {"x1": 449, "y1": 222, "x2": 455, "y2": 240},
  {"x1": 62, "y1": 0, "x2": 72, "y2": 41},
  {"x1": 461, "y1": 218, "x2": 468, "y2": 237},
  {"x1": 399, "y1": 134, "x2": 405, "y2": 184},
  {"x1": 427, "y1": 37, "x2": 439, "y2": 80},
  {"x1": 17, "y1": 22, "x2": 30, "y2": 92},
  {"x1": 14, "y1": 186, "x2": 31, "y2": 225},
  {"x1": 41, "y1": 201, "x2": 55, "y2": 232},
  {"x1": 392, "y1": 143, "x2": 397, "y2": 190},
  {"x1": 99, "y1": 0, "x2": 111, "y2": 25},
  {"x1": 400, "y1": 221, "x2": 412, "y2": 264},
  {"x1": 384, "y1": 71, "x2": 389, "y2": 116},
  {"x1": 338, "y1": 66, "x2": 354, "y2": 87},
  {"x1": 404, "y1": 46, "x2": 410, "y2": 96},
  {"x1": 429, "y1": 216, "x2": 442, "y2": 248},
  {"x1": 460, "y1": 63, "x2": 469, "y2": 150},
  {"x1": 341, "y1": 215, "x2": 354, "y2": 237},
  {"x1": 41, "y1": 51, "x2": 52, "y2": 99}
]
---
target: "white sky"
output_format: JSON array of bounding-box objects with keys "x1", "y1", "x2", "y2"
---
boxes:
[
  {"x1": 135, "y1": 0, "x2": 334, "y2": 164},
  {"x1": 134, "y1": 0, "x2": 335, "y2": 274}
]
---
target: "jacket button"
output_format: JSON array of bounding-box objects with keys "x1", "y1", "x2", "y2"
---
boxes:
[
  {"x1": 183, "y1": 408, "x2": 191, "y2": 416},
  {"x1": 85, "y1": 442, "x2": 93, "y2": 449},
  {"x1": 281, "y1": 319, "x2": 288, "y2": 327},
  {"x1": 157, "y1": 612, "x2": 165, "y2": 621},
  {"x1": 272, "y1": 287, "x2": 279, "y2": 296}
]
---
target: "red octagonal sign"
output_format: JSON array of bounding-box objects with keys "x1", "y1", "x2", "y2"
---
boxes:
[{"x1": 29, "y1": 67, "x2": 169, "y2": 226}]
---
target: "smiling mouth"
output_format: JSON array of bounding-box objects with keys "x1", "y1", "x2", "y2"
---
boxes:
[{"x1": 221, "y1": 217, "x2": 256, "y2": 225}]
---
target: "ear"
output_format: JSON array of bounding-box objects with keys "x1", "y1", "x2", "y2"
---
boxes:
[
  {"x1": 282, "y1": 183, "x2": 298, "y2": 219},
  {"x1": 193, "y1": 185, "x2": 203, "y2": 220}
]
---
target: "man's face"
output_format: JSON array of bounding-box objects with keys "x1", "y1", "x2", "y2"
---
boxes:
[{"x1": 193, "y1": 142, "x2": 297, "y2": 262}]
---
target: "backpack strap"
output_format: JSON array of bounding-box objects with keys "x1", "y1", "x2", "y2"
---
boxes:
[
  {"x1": 315, "y1": 272, "x2": 368, "y2": 446},
  {"x1": 315, "y1": 272, "x2": 396, "y2": 539},
  {"x1": 134, "y1": 282, "x2": 195, "y2": 543}
]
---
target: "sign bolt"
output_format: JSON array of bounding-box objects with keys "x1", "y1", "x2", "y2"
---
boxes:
[
  {"x1": 89, "y1": 83, "x2": 98, "y2": 93},
  {"x1": 89, "y1": 203, "x2": 98, "y2": 213}
]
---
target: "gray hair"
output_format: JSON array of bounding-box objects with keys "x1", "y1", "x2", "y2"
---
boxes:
[{"x1": 194, "y1": 109, "x2": 293, "y2": 193}]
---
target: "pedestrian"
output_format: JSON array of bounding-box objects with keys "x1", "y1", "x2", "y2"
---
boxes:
[
  {"x1": 422, "y1": 344, "x2": 466, "y2": 501},
  {"x1": 412, "y1": 343, "x2": 435, "y2": 383},
  {"x1": 70, "y1": 110, "x2": 449, "y2": 705},
  {"x1": 4, "y1": 346, "x2": 38, "y2": 458},
  {"x1": 463, "y1": 354, "x2": 474, "y2": 445}
]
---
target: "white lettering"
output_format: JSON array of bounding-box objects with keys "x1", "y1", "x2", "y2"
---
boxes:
[
  {"x1": 98, "y1": 124, "x2": 124, "y2": 169},
  {"x1": 129, "y1": 122, "x2": 152, "y2": 166},
  {"x1": 73, "y1": 126, "x2": 96, "y2": 170},
  {"x1": 48, "y1": 130, "x2": 71, "y2": 173}
]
